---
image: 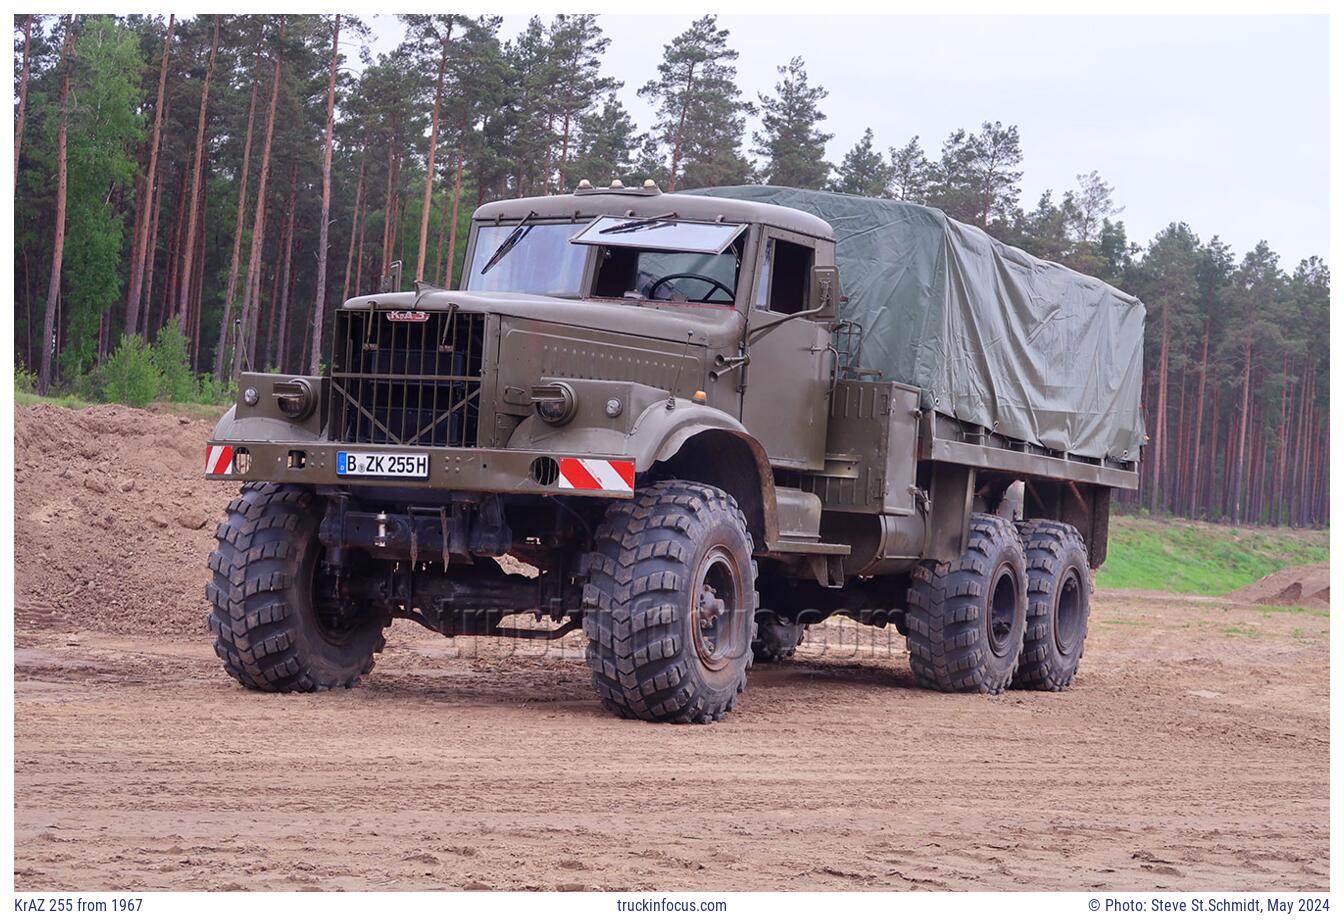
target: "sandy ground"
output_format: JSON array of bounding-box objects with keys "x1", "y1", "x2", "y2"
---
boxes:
[{"x1": 12, "y1": 404, "x2": 1330, "y2": 891}]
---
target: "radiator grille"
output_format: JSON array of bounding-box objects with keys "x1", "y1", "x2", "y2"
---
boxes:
[{"x1": 329, "y1": 308, "x2": 485, "y2": 448}]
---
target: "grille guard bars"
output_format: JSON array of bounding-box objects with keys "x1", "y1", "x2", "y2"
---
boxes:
[{"x1": 328, "y1": 307, "x2": 486, "y2": 449}]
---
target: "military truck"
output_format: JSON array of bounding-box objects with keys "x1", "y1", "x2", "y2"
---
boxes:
[{"x1": 204, "y1": 181, "x2": 1144, "y2": 723}]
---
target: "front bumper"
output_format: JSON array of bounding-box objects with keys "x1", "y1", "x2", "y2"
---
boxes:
[{"x1": 203, "y1": 440, "x2": 636, "y2": 499}]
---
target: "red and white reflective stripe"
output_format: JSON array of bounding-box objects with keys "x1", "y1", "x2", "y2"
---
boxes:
[
  {"x1": 205, "y1": 444, "x2": 234, "y2": 476},
  {"x1": 556, "y1": 457, "x2": 635, "y2": 494}
]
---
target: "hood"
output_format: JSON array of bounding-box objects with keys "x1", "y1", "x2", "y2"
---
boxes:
[{"x1": 341, "y1": 289, "x2": 742, "y2": 349}]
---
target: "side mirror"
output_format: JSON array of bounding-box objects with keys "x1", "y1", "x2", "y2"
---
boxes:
[{"x1": 809, "y1": 266, "x2": 842, "y2": 318}]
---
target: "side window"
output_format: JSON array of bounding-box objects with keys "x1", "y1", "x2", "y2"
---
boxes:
[
  {"x1": 754, "y1": 239, "x2": 774, "y2": 309},
  {"x1": 755, "y1": 237, "x2": 814, "y2": 315}
]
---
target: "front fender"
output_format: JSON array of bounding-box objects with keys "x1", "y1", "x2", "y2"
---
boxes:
[
  {"x1": 508, "y1": 396, "x2": 759, "y2": 473},
  {"x1": 212, "y1": 404, "x2": 324, "y2": 443}
]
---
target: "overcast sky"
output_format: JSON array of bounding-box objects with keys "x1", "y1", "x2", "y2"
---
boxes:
[{"x1": 369, "y1": 14, "x2": 1329, "y2": 266}]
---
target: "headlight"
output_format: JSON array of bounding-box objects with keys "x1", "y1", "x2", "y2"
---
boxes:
[
  {"x1": 531, "y1": 382, "x2": 578, "y2": 425},
  {"x1": 272, "y1": 378, "x2": 316, "y2": 420}
]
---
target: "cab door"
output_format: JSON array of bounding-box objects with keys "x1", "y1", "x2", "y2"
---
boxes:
[{"x1": 734, "y1": 231, "x2": 831, "y2": 470}]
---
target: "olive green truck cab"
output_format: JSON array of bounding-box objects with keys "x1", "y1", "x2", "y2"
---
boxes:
[{"x1": 205, "y1": 182, "x2": 1142, "y2": 723}]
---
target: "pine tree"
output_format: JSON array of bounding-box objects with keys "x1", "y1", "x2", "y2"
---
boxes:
[
  {"x1": 638, "y1": 15, "x2": 752, "y2": 191},
  {"x1": 122, "y1": 14, "x2": 173, "y2": 336},
  {"x1": 1069, "y1": 170, "x2": 1121, "y2": 245},
  {"x1": 571, "y1": 93, "x2": 639, "y2": 187},
  {"x1": 14, "y1": 15, "x2": 37, "y2": 190},
  {"x1": 309, "y1": 13, "x2": 342, "y2": 372},
  {"x1": 548, "y1": 14, "x2": 618, "y2": 192},
  {"x1": 888, "y1": 136, "x2": 929, "y2": 202},
  {"x1": 751, "y1": 56, "x2": 831, "y2": 188},
  {"x1": 830, "y1": 128, "x2": 888, "y2": 197},
  {"x1": 37, "y1": 17, "x2": 77, "y2": 394},
  {"x1": 234, "y1": 15, "x2": 285, "y2": 377},
  {"x1": 175, "y1": 16, "x2": 220, "y2": 336},
  {"x1": 1132, "y1": 223, "x2": 1200, "y2": 512},
  {"x1": 927, "y1": 122, "x2": 1023, "y2": 227},
  {"x1": 970, "y1": 121, "x2": 1023, "y2": 228},
  {"x1": 401, "y1": 14, "x2": 467, "y2": 282}
]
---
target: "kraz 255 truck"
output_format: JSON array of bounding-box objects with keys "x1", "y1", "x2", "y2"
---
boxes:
[{"x1": 204, "y1": 182, "x2": 1145, "y2": 724}]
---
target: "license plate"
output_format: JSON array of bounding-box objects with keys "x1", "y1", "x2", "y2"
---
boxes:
[{"x1": 336, "y1": 451, "x2": 430, "y2": 479}]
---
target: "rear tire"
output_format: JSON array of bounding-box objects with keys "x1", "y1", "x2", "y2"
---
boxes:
[
  {"x1": 206, "y1": 482, "x2": 387, "y2": 692},
  {"x1": 752, "y1": 613, "x2": 807, "y2": 664},
  {"x1": 582, "y1": 480, "x2": 758, "y2": 723},
  {"x1": 905, "y1": 512, "x2": 1026, "y2": 694},
  {"x1": 1013, "y1": 520, "x2": 1091, "y2": 690}
]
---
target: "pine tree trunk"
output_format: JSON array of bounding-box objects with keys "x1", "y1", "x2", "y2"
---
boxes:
[
  {"x1": 416, "y1": 31, "x2": 451, "y2": 283},
  {"x1": 159, "y1": 166, "x2": 189, "y2": 336},
  {"x1": 434, "y1": 191, "x2": 448, "y2": 286},
  {"x1": 558, "y1": 108, "x2": 572, "y2": 192},
  {"x1": 124, "y1": 14, "x2": 175, "y2": 336},
  {"x1": 38, "y1": 19, "x2": 77, "y2": 395},
  {"x1": 234, "y1": 16, "x2": 286, "y2": 379},
  {"x1": 309, "y1": 14, "x2": 341, "y2": 375},
  {"x1": 381, "y1": 144, "x2": 398, "y2": 279},
  {"x1": 139, "y1": 165, "x2": 167, "y2": 336},
  {"x1": 13, "y1": 14, "x2": 35, "y2": 191},
  {"x1": 1292, "y1": 363, "x2": 1313, "y2": 526},
  {"x1": 190, "y1": 172, "x2": 208, "y2": 369},
  {"x1": 341, "y1": 154, "x2": 366, "y2": 304},
  {"x1": 1203, "y1": 388, "x2": 1219, "y2": 519},
  {"x1": 273, "y1": 165, "x2": 298, "y2": 372},
  {"x1": 23, "y1": 246, "x2": 34, "y2": 368},
  {"x1": 1231, "y1": 341, "x2": 1253, "y2": 523},
  {"x1": 354, "y1": 193, "x2": 368, "y2": 298},
  {"x1": 176, "y1": 15, "x2": 219, "y2": 335},
  {"x1": 1187, "y1": 316, "x2": 1211, "y2": 516},
  {"x1": 264, "y1": 234, "x2": 282, "y2": 370},
  {"x1": 445, "y1": 140, "x2": 465, "y2": 286},
  {"x1": 1273, "y1": 355, "x2": 1291, "y2": 523},
  {"x1": 1150, "y1": 304, "x2": 1170, "y2": 512},
  {"x1": 667, "y1": 63, "x2": 695, "y2": 192},
  {"x1": 1245, "y1": 396, "x2": 1260, "y2": 522},
  {"x1": 1222, "y1": 390, "x2": 1237, "y2": 518},
  {"x1": 214, "y1": 82, "x2": 260, "y2": 378},
  {"x1": 542, "y1": 112, "x2": 554, "y2": 195}
]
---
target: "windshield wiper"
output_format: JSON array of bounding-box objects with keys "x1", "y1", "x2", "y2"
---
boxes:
[
  {"x1": 479, "y1": 211, "x2": 538, "y2": 275},
  {"x1": 598, "y1": 212, "x2": 677, "y2": 235}
]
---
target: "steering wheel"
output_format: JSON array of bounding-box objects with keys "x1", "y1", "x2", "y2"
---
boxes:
[{"x1": 648, "y1": 273, "x2": 736, "y2": 303}]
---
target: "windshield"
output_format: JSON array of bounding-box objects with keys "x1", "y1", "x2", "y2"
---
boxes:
[
  {"x1": 572, "y1": 216, "x2": 747, "y2": 254},
  {"x1": 466, "y1": 221, "x2": 586, "y2": 296}
]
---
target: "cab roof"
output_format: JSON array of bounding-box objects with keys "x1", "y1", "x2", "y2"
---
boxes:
[{"x1": 471, "y1": 186, "x2": 835, "y2": 242}]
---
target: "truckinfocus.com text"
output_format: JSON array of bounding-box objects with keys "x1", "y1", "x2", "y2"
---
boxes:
[{"x1": 615, "y1": 898, "x2": 729, "y2": 912}]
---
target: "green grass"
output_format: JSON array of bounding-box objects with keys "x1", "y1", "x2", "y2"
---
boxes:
[
  {"x1": 1097, "y1": 515, "x2": 1329, "y2": 596},
  {"x1": 15, "y1": 393, "x2": 229, "y2": 418},
  {"x1": 15, "y1": 391, "x2": 96, "y2": 410}
]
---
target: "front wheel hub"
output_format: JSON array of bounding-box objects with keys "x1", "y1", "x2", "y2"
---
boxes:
[{"x1": 692, "y1": 548, "x2": 743, "y2": 671}]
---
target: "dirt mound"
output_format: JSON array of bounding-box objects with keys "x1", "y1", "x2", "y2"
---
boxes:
[
  {"x1": 1226, "y1": 562, "x2": 1330, "y2": 609},
  {"x1": 14, "y1": 403, "x2": 235, "y2": 636}
]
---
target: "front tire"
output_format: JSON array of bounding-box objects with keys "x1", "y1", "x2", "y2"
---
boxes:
[
  {"x1": 582, "y1": 480, "x2": 758, "y2": 723},
  {"x1": 905, "y1": 512, "x2": 1027, "y2": 694},
  {"x1": 1013, "y1": 520, "x2": 1091, "y2": 690},
  {"x1": 206, "y1": 482, "x2": 387, "y2": 692}
]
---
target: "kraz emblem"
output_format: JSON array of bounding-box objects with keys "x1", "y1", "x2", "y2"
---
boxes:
[{"x1": 386, "y1": 310, "x2": 430, "y2": 322}]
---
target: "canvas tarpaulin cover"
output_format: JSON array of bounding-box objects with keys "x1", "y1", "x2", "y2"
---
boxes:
[{"x1": 687, "y1": 186, "x2": 1146, "y2": 463}]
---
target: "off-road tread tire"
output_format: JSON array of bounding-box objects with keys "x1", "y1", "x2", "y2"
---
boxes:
[
  {"x1": 752, "y1": 616, "x2": 806, "y2": 664},
  {"x1": 206, "y1": 482, "x2": 386, "y2": 692},
  {"x1": 1013, "y1": 519, "x2": 1090, "y2": 691},
  {"x1": 582, "y1": 480, "x2": 758, "y2": 724},
  {"x1": 905, "y1": 512, "x2": 1027, "y2": 694}
]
